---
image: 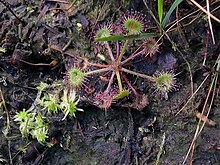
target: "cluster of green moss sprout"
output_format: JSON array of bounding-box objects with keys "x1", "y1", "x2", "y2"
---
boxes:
[{"x1": 14, "y1": 82, "x2": 83, "y2": 145}]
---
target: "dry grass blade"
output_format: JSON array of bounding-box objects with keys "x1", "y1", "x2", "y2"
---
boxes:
[
  {"x1": 175, "y1": 74, "x2": 209, "y2": 116},
  {"x1": 206, "y1": 0, "x2": 215, "y2": 44},
  {"x1": 182, "y1": 76, "x2": 217, "y2": 164},
  {"x1": 182, "y1": 55, "x2": 220, "y2": 164},
  {"x1": 189, "y1": 0, "x2": 220, "y2": 24}
]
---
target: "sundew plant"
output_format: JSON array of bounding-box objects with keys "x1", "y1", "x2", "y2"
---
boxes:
[{"x1": 65, "y1": 10, "x2": 177, "y2": 110}]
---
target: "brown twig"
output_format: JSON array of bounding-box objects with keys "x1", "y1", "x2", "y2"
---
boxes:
[{"x1": 16, "y1": 59, "x2": 53, "y2": 66}]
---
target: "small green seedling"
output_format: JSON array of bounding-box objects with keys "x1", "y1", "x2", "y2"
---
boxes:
[
  {"x1": 38, "y1": 93, "x2": 60, "y2": 113},
  {"x1": 61, "y1": 89, "x2": 84, "y2": 120}
]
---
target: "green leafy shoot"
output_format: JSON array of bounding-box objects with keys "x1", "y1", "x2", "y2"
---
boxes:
[
  {"x1": 14, "y1": 109, "x2": 30, "y2": 123},
  {"x1": 61, "y1": 89, "x2": 83, "y2": 120},
  {"x1": 38, "y1": 93, "x2": 60, "y2": 113},
  {"x1": 14, "y1": 109, "x2": 48, "y2": 143},
  {"x1": 36, "y1": 82, "x2": 49, "y2": 91},
  {"x1": 32, "y1": 127, "x2": 48, "y2": 143},
  {"x1": 35, "y1": 113, "x2": 47, "y2": 128},
  {"x1": 14, "y1": 109, "x2": 48, "y2": 144},
  {"x1": 14, "y1": 109, "x2": 34, "y2": 138},
  {"x1": 158, "y1": 0, "x2": 163, "y2": 26},
  {"x1": 31, "y1": 113, "x2": 48, "y2": 144},
  {"x1": 96, "y1": 32, "x2": 157, "y2": 42},
  {"x1": 114, "y1": 90, "x2": 130, "y2": 100},
  {"x1": 162, "y1": 0, "x2": 183, "y2": 27}
]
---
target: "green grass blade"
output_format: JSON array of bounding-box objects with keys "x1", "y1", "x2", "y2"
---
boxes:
[
  {"x1": 96, "y1": 33, "x2": 158, "y2": 42},
  {"x1": 162, "y1": 0, "x2": 183, "y2": 27},
  {"x1": 158, "y1": 0, "x2": 163, "y2": 25}
]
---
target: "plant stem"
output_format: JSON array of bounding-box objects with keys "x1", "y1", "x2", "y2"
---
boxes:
[
  {"x1": 85, "y1": 67, "x2": 111, "y2": 75},
  {"x1": 88, "y1": 62, "x2": 109, "y2": 68},
  {"x1": 121, "y1": 67, "x2": 155, "y2": 81},
  {"x1": 116, "y1": 41, "x2": 120, "y2": 58},
  {"x1": 117, "y1": 40, "x2": 129, "y2": 63},
  {"x1": 121, "y1": 73, "x2": 137, "y2": 95},
  {"x1": 121, "y1": 49, "x2": 144, "y2": 65},
  {"x1": 216, "y1": 57, "x2": 220, "y2": 72},
  {"x1": 115, "y1": 71, "x2": 123, "y2": 92},
  {"x1": 105, "y1": 72, "x2": 115, "y2": 92},
  {"x1": 105, "y1": 42, "x2": 115, "y2": 61},
  {"x1": 155, "y1": 132, "x2": 166, "y2": 165}
]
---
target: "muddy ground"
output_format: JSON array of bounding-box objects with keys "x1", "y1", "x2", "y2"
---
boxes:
[{"x1": 0, "y1": 0, "x2": 220, "y2": 165}]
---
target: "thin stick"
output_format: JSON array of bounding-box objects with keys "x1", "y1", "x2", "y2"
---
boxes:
[
  {"x1": 183, "y1": 54, "x2": 220, "y2": 163},
  {"x1": 189, "y1": 0, "x2": 220, "y2": 24},
  {"x1": 182, "y1": 56, "x2": 219, "y2": 163},
  {"x1": 121, "y1": 67, "x2": 154, "y2": 81},
  {"x1": 46, "y1": 0, "x2": 69, "y2": 3},
  {"x1": 198, "y1": 72, "x2": 217, "y2": 137},
  {"x1": 0, "y1": 88, "x2": 13, "y2": 165},
  {"x1": 62, "y1": 37, "x2": 74, "y2": 52},
  {"x1": 182, "y1": 71, "x2": 217, "y2": 164},
  {"x1": 206, "y1": 0, "x2": 215, "y2": 44},
  {"x1": 16, "y1": 59, "x2": 52, "y2": 66}
]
